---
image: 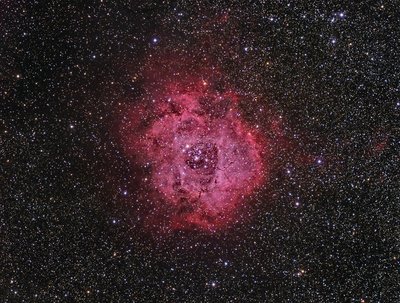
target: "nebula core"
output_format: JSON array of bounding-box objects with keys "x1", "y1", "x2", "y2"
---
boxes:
[{"x1": 119, "y1": 79, "x2": 269, "y2": 232}]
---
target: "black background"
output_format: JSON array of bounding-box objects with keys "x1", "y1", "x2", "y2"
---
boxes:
[{"x1": 2, "y1": 1, "x2": 399, "y2": 302}]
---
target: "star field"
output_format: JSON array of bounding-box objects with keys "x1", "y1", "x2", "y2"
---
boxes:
[{"x1": 2, "y1": 1, "x2": 400, "y2": 302}]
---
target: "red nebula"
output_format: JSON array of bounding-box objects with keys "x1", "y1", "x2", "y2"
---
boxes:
[{"x1": 119, "y1": 80, "x2": 269, "y2": 233}]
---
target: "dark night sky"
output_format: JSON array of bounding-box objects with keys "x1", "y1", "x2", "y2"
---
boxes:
[{"x1": 2, "y1": 1, "x2": 400, "y2": 302}]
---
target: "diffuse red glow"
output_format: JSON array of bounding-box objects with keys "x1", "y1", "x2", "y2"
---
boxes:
[{"x1": 119, "y1": 78, "x2": 270, "y2": 233}]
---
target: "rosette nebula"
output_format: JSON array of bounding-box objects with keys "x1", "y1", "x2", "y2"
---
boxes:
[{"x1": 119, "y1": 82, "x2": 269, "y2": 233}]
